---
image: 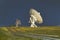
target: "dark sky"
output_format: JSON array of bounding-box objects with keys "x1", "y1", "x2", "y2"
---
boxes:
[{"x1": 0, "y1": 0, "x2": 60, "y2": 26}]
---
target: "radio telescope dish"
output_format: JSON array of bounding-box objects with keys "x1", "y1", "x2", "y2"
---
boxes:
[{"x1": 29, "y1": 8, "x2": 43, "y2": 24}]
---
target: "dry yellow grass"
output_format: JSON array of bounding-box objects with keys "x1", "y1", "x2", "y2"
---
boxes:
[
  {"x1": 1, "y1": 26, "x2": 60, "y2": 40},
  {"x1": 7, "y1": 27, "x2": 60, "y2": 32},
  {"x1": 0, "y1": 26, "x2": 60, "y2": 36},
  {"x1": 1, "y1": 27, "x2": 8, "y2": 32}
]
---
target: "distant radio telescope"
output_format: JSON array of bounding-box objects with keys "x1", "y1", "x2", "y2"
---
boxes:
[
  {"x1": 16, "y1": 19, "x2": 21, "y2": 27},
  {"x1": 29, "y1": 8, "x2": 43, "y2": 27}
]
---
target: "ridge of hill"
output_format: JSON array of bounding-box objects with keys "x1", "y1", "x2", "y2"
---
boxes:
[{"x1": 0, "y1": 26, "x2": 60, "y2": 40}]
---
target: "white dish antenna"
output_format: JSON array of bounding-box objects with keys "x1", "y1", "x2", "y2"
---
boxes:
[{"x1": 29, "y1": 8, "x2": 43, "y2": 24}]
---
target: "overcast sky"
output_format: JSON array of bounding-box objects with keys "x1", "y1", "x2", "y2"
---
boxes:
[{"x1": 0, "y1": 0, "x2": 60, "y2": 26}]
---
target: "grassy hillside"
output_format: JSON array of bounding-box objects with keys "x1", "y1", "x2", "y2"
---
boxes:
[{"x1": 0, "y1": 26, "x2": 60, "y2": 40}]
